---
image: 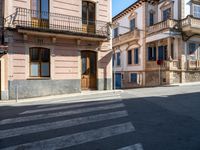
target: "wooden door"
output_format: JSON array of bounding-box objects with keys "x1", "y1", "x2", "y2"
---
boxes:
[{"x1": 81, "y1": 51, "x2": 97, "y2": 90}]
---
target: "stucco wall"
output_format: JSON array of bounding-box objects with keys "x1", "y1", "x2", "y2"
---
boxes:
[{"x1": 4, "y1": 0, "x2": 110, "y2": 23}]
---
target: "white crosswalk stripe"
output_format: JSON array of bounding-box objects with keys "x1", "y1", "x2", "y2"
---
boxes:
[
  {"x1": 2, "y1": 122, "x2": 135, "y2": 150},
  {"x1": 0, "y1": 103, "x2": 124, "y2": 125},
  {"x1": 0, "y1": 111, "x2": 128, "y2": 139},
  {"x1": 20, "y1": 99, "x2": 122, "y2": 114},
  {"x1": 117, "y1": 143, "x2": 144, "y2": 150},
  {"x1": 0, "y1": 99, "x2": 143, "y2": 150}
]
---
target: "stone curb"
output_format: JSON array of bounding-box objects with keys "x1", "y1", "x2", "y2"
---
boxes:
[{"x1": 0, "y1": 90, "x2": 124, "y2": 105}]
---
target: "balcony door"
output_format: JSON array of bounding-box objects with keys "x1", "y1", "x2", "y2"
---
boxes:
[
  {"x1": 82, "y1": 1, "x2": 96, "y2": 34},
  {"x1": 31, "y1": 0, "x2": 49, "y2": 28},
  {"x1": 81, "y1": 51, "x2": 97, "y2": 90}
]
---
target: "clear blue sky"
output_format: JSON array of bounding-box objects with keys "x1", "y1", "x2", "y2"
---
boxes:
[{"x1": 112, "y1": 0, "x2": 136, "y2": 17}]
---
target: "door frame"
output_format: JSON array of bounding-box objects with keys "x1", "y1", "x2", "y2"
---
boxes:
[{"x1": 81, "y1": 50, "x2": 97, "y2": 90}]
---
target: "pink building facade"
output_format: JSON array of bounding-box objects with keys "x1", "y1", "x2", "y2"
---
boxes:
[{"x1": 0, "y1": 0, "x2": 112, "y2": 100}]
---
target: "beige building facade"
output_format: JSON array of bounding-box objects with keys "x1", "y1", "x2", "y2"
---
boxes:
[
  {"x1": 0, "y1": 0, "x2": 112, "y2": 100},
  {"x1": 112, "y1": 0, "x2": 200, "y2": 89}
]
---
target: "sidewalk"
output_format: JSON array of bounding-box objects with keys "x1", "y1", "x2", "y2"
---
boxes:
[
  {"x1": 0, "y1": 90, "x2": 123, "y2": 105},
  {"x1": 170, "y1": 82, "x2": 200, "y2": 87}
]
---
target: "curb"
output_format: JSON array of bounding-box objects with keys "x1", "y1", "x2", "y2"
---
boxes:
[{"x1": 0, "y1": 90, "x2": 124, "y2": 105}]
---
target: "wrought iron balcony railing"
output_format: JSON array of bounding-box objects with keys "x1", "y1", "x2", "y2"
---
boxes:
[{"x1": 5, "y1": 8, "x2": 109, "y2": 38}]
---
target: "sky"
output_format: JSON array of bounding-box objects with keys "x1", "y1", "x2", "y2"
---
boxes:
[{"x1": 112, "y1": 0, "x2": 136, "y2": 17}]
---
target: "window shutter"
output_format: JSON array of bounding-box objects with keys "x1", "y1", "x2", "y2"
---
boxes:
[{"x1": 153, "y1": 47, "x2": 156, "y2": 61}]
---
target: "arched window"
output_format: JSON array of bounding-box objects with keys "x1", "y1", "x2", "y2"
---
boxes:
[{"x1": 30, "y1": 47, "x2": 50, "y2": 77}]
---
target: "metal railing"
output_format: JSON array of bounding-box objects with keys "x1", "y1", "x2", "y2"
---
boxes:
[
  {"x1": 5, "y1": 8, "x2": 109, "y2": 38},
  {"x1": 147, "y1": 19, "x2": 178, "y2": 35}
]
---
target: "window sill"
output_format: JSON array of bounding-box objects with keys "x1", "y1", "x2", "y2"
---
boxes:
[{"x1": 27, "y1": 77, "x2": 51, "y2": 80}]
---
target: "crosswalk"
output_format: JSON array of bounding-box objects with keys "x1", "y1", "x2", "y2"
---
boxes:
[{"x1": 0, "y1": 97, "x2": 144, "y2": 150}]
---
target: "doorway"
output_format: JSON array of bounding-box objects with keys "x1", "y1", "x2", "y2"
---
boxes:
[{"x1": 81, "y1": 51, "x2": 97, "y2": 90}]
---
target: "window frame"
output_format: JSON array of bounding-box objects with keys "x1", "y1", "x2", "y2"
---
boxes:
[
  {"x1": 114, "y1": 27, "x2": 119, "y2": 38},
  {"x1": 31, "y1": 0, "x2": 49, "y2": 19},
  {"x1": 149, "y1": 12, "x2": 154, "y2": 26},
  {"x1": 129, "y1": 73, "x2": 137, "y2": 83},
  {"x1": 130, "y1": 18, "x2": 135, "y2": 31},
  {"x1": 116, "y1": 52, "x2": 121, "y2": 66},
  {"x1": 162, "y1": 8, "x2": 171, "y2": 21},
  {"x1": 193, "y1": 4, "x2": 200, "y2": 18},
  {"x1": 82, "y1": 1, "x2": 96, "y2": 25},
  {"x1": 29, "y1": 47, "x2": 50, "y2": 78}
]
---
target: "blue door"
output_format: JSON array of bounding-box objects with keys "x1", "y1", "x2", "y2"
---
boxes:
[
  {"x1": 115, "y1": 73, "x2": 122, "y2": 89},
  {"x1": 158, "y1": 46, "x2": 164, "y2": 60}
]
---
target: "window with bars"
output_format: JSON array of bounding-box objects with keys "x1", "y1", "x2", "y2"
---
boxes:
[{"x1": 30, "y1": 48, "x2": 50, "y2": 77}]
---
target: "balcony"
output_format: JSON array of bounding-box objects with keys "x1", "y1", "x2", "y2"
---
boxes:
[
  {"x1": 5, "y1": 8, "x2": 109, "y2": 39},
  {"x1": 146, "y1": 60, "x2": 181, "y2": 70},
  {"x1": 112, "y1": 29, "x2": 140, "y2": 47},
  {"x1": 187, "y1": 60, "x2": 200, "y2": 70},
  {"x1": 181, "y1": 15, "x2": 200, "y2": 34},
  {"x1": 147, "y1": 19, "x2": 178, "y2": 35}
]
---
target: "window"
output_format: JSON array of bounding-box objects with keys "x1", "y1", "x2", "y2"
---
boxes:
[
  {"x1": 32, "y1": 0, "x2": 49, "y2": 19},
  {"x1": 134, "y1": 48, "x2": 139, "y2": 64},
  {"x1": 130, "y1": 73, "x2": 137, "y2": 83},
  {"x1": 149, "y1": 12, "x2": 154, "y2": 26},
  {"x1": 116, "y1": 52, "x2": 121, "y2": 66},
  {"x1": 148, "y1": 47, "x2": 156, "y2": 61},
  {"x1": 130, "y1": 18, "x2": 135, "y2": 31},
  {"x1": 127, "y1": 50, "x2": 132, "y2": 65},
  {"x1": 163, "y1": 8, "x2": 171, "y2": 21},
  {"x1": 188, "y1": 43, "x2": 196, "y2": 55},
  {"x1": 158, "y1": 46, "x2": 167, "y2": 61},
  {"x1": 193, "y1": 4, "x2": 200, "y2": 18},
  {"x1": 188, "y1": 43, "x2": 197, "y2": 60},
  {"x1": 114, "y1": 28, "x2": 119, "y2": 38},
  {"x1": 82, "y1": 1, "x2": 95, "y2": 25},
  {"x1": 112, "y1": 54, "x2": 115, "y2": 67},
  {"x1": 30, "y1": 48, "x2": 50, "y2": 77}
]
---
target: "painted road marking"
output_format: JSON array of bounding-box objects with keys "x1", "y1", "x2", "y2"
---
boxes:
[
  {"x1": 117, "y1": 143, "x2": 144, "y2": 150},
  {"x1": 3, "y1": 122, "x2": 135, "y2": 150},
  {"x1": 0, "y1": 111, "x2": 128, "y2": 139},
  {"x1": 20, "y1": 99, "x2": 122, "y2": 114},
  {"x1": 0, "y1": 103, "x2": 124, "y2": 125}
]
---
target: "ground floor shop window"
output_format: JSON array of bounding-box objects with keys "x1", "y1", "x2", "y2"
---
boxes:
[{"x1": 30, "y1": 47, "x2": 50, "y2": 77}]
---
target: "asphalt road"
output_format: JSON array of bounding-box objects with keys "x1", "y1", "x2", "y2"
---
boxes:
[{"x1": 0, "y1": 85, "x2": 200, "y2": 150}]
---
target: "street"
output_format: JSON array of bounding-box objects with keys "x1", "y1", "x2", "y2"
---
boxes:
[{"x1": 1, "y1": 85, "x2": 200, "y2": 150}]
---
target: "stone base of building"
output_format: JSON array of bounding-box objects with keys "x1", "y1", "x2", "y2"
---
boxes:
[
  {"x1": 8, "y1": 79, "x2": 81, "y2": 99},
  {"x1": 145, "y1": 70, "x2": 200, "y2": 87},
  {"x1": 7, "y1": 78, "x2": 112, "y2": 100}
]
